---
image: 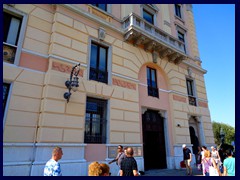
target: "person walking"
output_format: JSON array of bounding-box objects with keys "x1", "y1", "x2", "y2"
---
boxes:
[
  {"x1": 182, "y1": 144, "x2": 192, "y2": 176},
  {"x1": 211, "y1": 146, "x2": 221, "y2": 170},
  {"x1": 200, "y1": 145, "x2": 208, "y2": 175},
  {"x1": 202, "y1": 150, "x2": 221, "y2": 176},
  {"x1": 120, "y1": 147, "x2": 139, "y2": 176},
  {"x1": 43, "y1": 146, "x2": 63, "y2": 176},
  {"x1": 223, "y1": 149, "x2": 235, "y2": 176},
  {"x1": 118, "y1": 147, "x2": 127, "y2": 167},
  {"x1": 196, "y1": 146, "x2": 202, "y2": 171},
  {"x1": 108, "y1": 145, "x2": 124, "y2": 175}
]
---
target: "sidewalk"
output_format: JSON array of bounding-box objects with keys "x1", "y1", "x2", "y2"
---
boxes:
[{"x1": 143, "y1": 167, "x2": 203, "y2": 176}]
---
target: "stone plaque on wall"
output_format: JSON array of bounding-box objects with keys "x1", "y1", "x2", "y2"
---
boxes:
[
  {"x1": 108, "y1": 146, "x2": 118, "y2": 158},
  {"x1": 133, "y1": 146, "x2": 142, "y2": 157},
  {"x1": 108, "y1": 146, "x2": 142, "y2": 158}
]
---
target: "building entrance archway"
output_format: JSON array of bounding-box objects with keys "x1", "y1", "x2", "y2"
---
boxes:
[{"x1": 142, "y1": 110, "x2": 167, "y2": 170}]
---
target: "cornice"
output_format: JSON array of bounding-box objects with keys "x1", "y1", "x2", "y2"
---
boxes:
[
  {"x1": 61, "y1": 4, "x2": 124, "y2": 34},
  {"x1": 183, "y1": 58, "x2": 207, "y2": 74}
]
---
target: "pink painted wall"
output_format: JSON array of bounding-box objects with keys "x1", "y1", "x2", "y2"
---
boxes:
[
  {"x1": 19, "y1": 52, "x2": 49, "y2": 72},
  {"x1": 138, "y1": 63, "x2": 170, "y2": 110},
  {"x1": 138, "y1": 62, "x2": 174, "y2": 155},
  {"x1": 85, "y1": 144, "x2": 107, "y2": 161}
]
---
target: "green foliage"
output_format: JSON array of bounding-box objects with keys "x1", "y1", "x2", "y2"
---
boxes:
[{"x1": 212, "y1": 121, "x2": 235, "y2": 146}]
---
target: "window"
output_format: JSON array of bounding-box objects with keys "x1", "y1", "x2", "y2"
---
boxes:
[
  {"x1": 175, "y1": 4, "x2": 182, "y2": 19},
  {"x1": 3, "y1": 83, "x2": 10, "y2": 117},
  {"x1": 90, "y1": 42, "x2": 108, "y2": 84},
  {"x1": 186, "y1": 79, "x2": 196, "y2": 106},
  {"x1": 92, "y1": 4, "x2": 107, "y2": 11},
  {"x1": 178, "y1": 31, "x2": 186, "y2": 53},
  {"x1": 147, "y1": 67, "x2": 159, "y2": 98},
  {"x1": 84, "y1": 97, "x2": 107, "y2": 144},
  {"x1": 143, "y1": 9, "x2": 154, "y2": 24},
  {"x1": 3, "y1": 11, "x2": 22, "y2": 64}
]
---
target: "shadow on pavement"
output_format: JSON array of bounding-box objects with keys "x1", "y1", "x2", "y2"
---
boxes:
[{"x1": 143, "y1": 167, "x2": 203, "y2": 176}]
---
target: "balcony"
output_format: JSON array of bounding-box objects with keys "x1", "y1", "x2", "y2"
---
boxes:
[{"x1": 122, "y1": 13, "x2": 187, "y2": 64}]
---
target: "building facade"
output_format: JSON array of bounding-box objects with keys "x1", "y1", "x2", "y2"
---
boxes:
[{"x1": 3, "y1": 4, "x2": 215, "y2": 176}]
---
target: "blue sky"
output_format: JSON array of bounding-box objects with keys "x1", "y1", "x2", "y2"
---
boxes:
[{"x1": 193, "y1": 4, "x2": 235, "y2": 127}]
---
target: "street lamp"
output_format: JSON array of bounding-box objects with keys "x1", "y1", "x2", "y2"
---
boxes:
[
  {"x1": 220, "y1": 128, "x2": 225, "y2": 145},
  {"x1": 63, "y1": 63, "x2": 81, "y2": 103}
]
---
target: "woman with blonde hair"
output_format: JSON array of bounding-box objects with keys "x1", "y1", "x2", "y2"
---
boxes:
[
  {"x1": 202, "y1": 150, "x2": 221, "y2": 176},
  {"x1": 88, "y1": 161, "x2": 110, "y2": 176}
]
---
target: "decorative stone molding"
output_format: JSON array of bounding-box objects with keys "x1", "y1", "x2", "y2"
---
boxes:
[
  {"x1": 198, "y1": 101, "x2": 208, "y2": 108},
  {"x1": 144, "y1": 41, "x2": 156, "y2": 51},
  {"x1": 168, "y1": 52, "x2": 180, "y2": 62},
  {"x1": 52, "y1": 61, "x2": 83, "y2": 77},
  {"x1": 187, "y1": 67, "x2": 192, "y2": 77},
  {"x1": 98, "y1": 27, "x2": 106, "y2": 41},
  {"x1": 124, "y1": 30, "x2": 135, "y2": 41},
  {"x1": 174, "y1": 56, "x2": 185, "y2": 64},
  {"x1": 112, "y1": 78, "x2": 136, "y2": 90},
  {"x1": 159, "y1": 48, "x2": 172, "y2": 59},
  {"x1": 91, "y1": 7, "x2": 111, "y2": 22},
  {"x1": 164, "y1": 20, "x2": 171, "y2": 27},
  {"x1": 173, "y1": 94, "x2": 186, "y2": 103},
  {"x1": 152, "y1": 50, "x2": 158, "y2": 63},
  {"x1": 141, "y1": 107, "x2": 148, "y2": 115},
  {"x1": 133, "y1": 35, "x2": 145, "y2": 46}
]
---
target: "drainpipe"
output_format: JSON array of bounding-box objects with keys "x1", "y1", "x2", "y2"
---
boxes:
[{"x1": 29, "y1": 123, "x2": 38, "y2": 176}]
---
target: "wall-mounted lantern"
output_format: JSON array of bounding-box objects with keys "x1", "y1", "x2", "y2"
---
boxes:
[{"x1": 63, "y1": 63, "x2": 81, "y2": 103}]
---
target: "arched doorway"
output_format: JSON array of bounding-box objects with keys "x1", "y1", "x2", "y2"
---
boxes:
[
  {"x1": 142, "y1": 110, "x2": 167, "y2": 170},
  {"x1": 189, "y1": 116, "x2": 201, "y2": 164}
]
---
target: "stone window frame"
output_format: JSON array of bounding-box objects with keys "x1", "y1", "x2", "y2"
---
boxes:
[
  {"x1": 186, "y1": 77, "x2": 198, "y2": 107},
  {"x1": 176, "y1": 25, "x2": 188, "y2": 54},
  {"x1": 84, "y1": 97, "x2": 108, "y2": 144},
  {"x1": 89, "y1": 4, "x2": 112, "y2": 14},
  {"x1": 3, "y1": 4, "x2": 28, "y2": 65},
  {"x1": 174, "y1": 4, "x2": 185, "y2": 22},
  {"x1": 87, "y1": 38, "x2": 112, "y2": 85},
  {"x1": 140, "y1": 4, "x2": 159, "y2": 26}
]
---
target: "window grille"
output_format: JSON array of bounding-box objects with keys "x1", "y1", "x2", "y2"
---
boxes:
[{"x1": 84, "y1": 97, "x2": 107, "y2": 144}]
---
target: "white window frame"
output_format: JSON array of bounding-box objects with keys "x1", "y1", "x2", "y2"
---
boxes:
[
  {"x1": 175, "y1": 4, "x2": 184, "y2": 20},
  {"x1": 3, "y1": 4, "x2": 28, "y2": 66},
  {"x1": 90, "y1": 4, "x2": 112, "y2": 14},
  {"x1": 140, "y1": 4, "x2": 159, "y2": 26},
  {"x1": 87, "y1": 38, "x2": 112, "y2": 85},
  {"x1": 176, "y1": 25, "x2": 188, "y2": 54},
  {"x1": 186, "y1": 77, "x2": 198, "y2": 106}
]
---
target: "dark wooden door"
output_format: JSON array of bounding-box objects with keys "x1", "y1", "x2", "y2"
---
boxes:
[{"x1": 142, "y1": 110, "x2": 167, "y2": 170}]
